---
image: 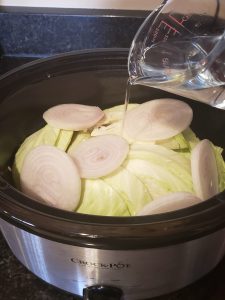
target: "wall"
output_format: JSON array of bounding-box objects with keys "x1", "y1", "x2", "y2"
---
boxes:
[{"x1": 0, "y1": 0, "x2": 162, "y2": 10}]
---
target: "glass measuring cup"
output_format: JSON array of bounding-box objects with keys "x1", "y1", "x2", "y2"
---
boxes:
[{"x1": 129, "y1": 0, "x2": 225, "y2": 108}]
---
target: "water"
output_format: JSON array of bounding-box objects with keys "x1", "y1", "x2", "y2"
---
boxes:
[
  {"x1": 129, "y1": 36, "x2": 225, "y2": 108},
  {"x1": 124, "y1": 78, "x2": 131, "y2": 110},
  {"x1": 121, "y1": 79, "x2": 131, "y2": 133}
]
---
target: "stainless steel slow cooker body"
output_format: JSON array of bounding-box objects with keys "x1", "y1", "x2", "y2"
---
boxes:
[{"x1": 0, "y1": 49, "x2": 225, "y2": 300}]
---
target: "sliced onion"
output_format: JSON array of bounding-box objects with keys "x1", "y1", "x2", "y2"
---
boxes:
[
  {"x1": 191, "y1": 139, "x2": 219, "y2": 200},
  {"x1": 20, "y1": 145, "x2": 81, "y2": 211},
  {"x1": 43, "y1": 103, "x2": 105, "y2": 131},
  {"x1": 137, "y1": 192, "x2": 202, "y2": 215},
  {"x1": 123, "y1": 99, "x2": 193, "y2": 141},
  {"x1": 69, "y1": 134, "x2": 129, "y2": 178}
]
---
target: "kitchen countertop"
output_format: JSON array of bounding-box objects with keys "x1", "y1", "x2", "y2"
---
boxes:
[
  {"x1": 0, "y1": 55, "x2": 225, "y2": 300},
  {"x1": 0, "y1": 7, "x2": 146, "y2": 57}
]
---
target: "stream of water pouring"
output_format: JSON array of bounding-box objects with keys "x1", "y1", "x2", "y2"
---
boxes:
[
  {"x1": 121, "y1": 78, "x2": 132, "y2": 133},
  {"x1": 124, "y1": 79, "x2": 131, "y2": 111}
]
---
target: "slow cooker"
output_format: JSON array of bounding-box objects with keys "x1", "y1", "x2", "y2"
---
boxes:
[{"x1": 0, "y1": 49, "x2": 225, "y2": 300}]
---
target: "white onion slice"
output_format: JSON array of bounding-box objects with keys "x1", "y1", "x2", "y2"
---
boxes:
[
  {"x1": 137, "y1": 192, "x2": 202, "y2": 215},
  {"x1": 123, "y1": 99, "x2": 193, "y2": 141},
  {"x1": 191, "y1": 139, "x2": 219, "y2": 200},
  {"x1": 43, "y1": 104, "x2": 104, "y2": 131},
  {"x1": 20, "y1": 145, "x2": 81, "y2": 211},
  {"x1": 69, "y1": 134, "x2": 129, "y2": 178}
]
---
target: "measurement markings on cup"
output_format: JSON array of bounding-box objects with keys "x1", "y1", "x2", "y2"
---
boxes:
[{"x1": 151, "y1": 13, "x2": 193, "y2": 43}]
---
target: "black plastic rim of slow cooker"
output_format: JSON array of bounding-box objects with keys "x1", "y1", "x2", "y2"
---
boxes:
[{"x1": 0, "y1": 48, "x2": 225, "y2": 250}]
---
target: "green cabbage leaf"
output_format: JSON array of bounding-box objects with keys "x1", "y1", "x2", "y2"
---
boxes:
[{"x1": 77, "y1": 179, "x2": 130, "y2": 216}]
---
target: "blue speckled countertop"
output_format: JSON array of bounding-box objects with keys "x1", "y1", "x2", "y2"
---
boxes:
[
  {"x1": 0, "y1": 7, "x2": 225, "y2": 300},
  {"x1": 0, "y1": 7, "x2": 146, "y2": 57}
]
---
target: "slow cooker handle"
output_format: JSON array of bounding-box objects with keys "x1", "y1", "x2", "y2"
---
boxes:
[{"x1": 83, "y1": 285, "x2": 123, "y2": 300}]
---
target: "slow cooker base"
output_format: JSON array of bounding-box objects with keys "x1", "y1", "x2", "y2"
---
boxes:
[{"x1": 1, "y1": 219, "x2": 225, "y2": 300}]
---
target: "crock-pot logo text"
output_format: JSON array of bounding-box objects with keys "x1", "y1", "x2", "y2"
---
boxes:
[{"x1": 71, "y1": 258, "x2": 130, "y2": 270}]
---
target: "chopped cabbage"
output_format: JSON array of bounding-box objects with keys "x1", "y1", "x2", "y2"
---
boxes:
[
  {"x1": 77, "y1": 179, "x2": 130, "y2": 216},
  {"x1": 103, "y1": 166, "x2": 152, "y2": 215},
  {"x1": 213, "y1": 145, "x2": 225, "y2": 192},
  {"x1": 13, "y1": 102, "x2": 225, "y2": 217}
]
